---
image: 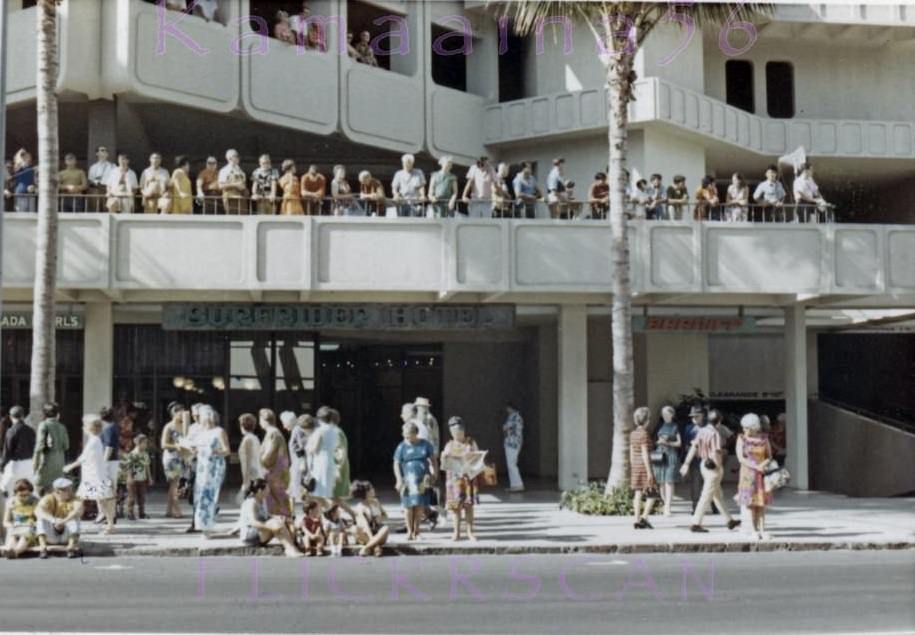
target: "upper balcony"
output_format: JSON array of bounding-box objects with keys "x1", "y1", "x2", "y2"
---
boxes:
[
  {"x1": 773, "y1": 4, "x2": 915, "y2": 27},
  {"x1": 483, "y1": 77, "x2": 915, "y2": 162},
  {"x1": 3, "y1": 213, "x2": 914, "y2": 308}
]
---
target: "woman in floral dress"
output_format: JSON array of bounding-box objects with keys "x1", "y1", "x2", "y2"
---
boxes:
[
  {"x1": 440, "y1": 416, "x2": 479, "y2": 542},
  {"x1": 192, "y1": 406, "x2": 230, "y2": 534},
  {"x1": 393, "y1": 422, "x2": 437, "y2": 541},
  {"x1": 258, "y1": 409, "x2": 291, "y2": 518},
  {"x1": 736, "y1": 413, "x2": 773, "y2": 541},
  {"x1": 160, "y1": 403, "x2": 188, "y2": 518}
]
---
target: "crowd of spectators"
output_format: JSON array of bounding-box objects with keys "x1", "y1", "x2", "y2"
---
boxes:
[{"x1": 3, "y1": 144, "x2": 833, "y2": 222}]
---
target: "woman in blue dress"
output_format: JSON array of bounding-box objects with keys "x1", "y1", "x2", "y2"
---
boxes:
[
  {"x1": 393, "y1": 422, "x2": 437, "y2": 541},
  {"x1": 653, "y1": 405, "x2": 682, "y2": 516},
  {"x1": 192, "y1": 405, "x2": 230, "y2": 535}
]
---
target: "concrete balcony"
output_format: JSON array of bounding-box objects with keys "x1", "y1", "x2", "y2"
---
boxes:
[
  {"x1": 100, "y1": 0, "x2": 241, "y2": 112},
  {"x1": 6, "y1": 0, "x2": 103, "y2": 105},
  {"x1": 773, "y1": 3, "x2": 915, "y2": 27},
  {"x1": 484, "y1": 78, "x2": 915, "y2": 161},
  {"x1": 3, "y1": 214, "x2": 914, "y2": 307}
]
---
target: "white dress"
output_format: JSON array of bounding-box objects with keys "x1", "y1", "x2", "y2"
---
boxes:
[
  {"x1": 235, "y1": 432, "x2": 263, "y2": 505},
  {"x1": 76, "y1": 435, "x2": 115, "y2": 500},
  {"x1": 309, "y1": 422, "x2": 339, "y2": 499},
  {"x1": 287, "y1": 427, "x2": 310, "y2": 501}
]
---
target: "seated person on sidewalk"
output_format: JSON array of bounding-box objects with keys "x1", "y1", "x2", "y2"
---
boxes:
[
  {"x1": 35, "y1": 477, "x2": 84, "y2": 559},
  {"x1": 238, "y1": 478, "x2": 303, "y2": 558},
  {"x1": 299, "y1": 499, "x2": 327, "y2": 556},
  {"x1": 324, "y1": 504, "x2": 350, "y2": 557},
  {"x1": 349, "y1": 480, "x2": 389, "y2": 557},
  {"x1": 3, "y1": 479, "x2": 38, "y2": 559}
]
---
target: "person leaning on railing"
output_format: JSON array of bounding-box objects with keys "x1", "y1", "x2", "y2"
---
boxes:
[
  {"x1": 693, "y1": 175, "x2": 720, "y2": 221},
  {"x1": 391, "y1": 154, "x2": 426, "y2": 218},
  {"x1": 358, "y1": 170, "x2": 386, "y2": 217},
  {"x1": 139, "y1": 153, "x2": 171, "y2": 214},
  {"x1": 278, "y1": 159, "x2": 305, "y2": 215},
  {"x1": 792, "y1": 163, "x2": 833, "y2": 222},
  {"x1": 105, "y1": 154, "x2": 139, "y2": 214},
  {"x1": 331, "y1": 165, "x2": 356, "y2": 216},
  {"x1": 250, "y1": 154, "x2": 279, "y2": 215},
  {"x1": 752, "y1": 164, "x2": 786, "y2": 220},
  {"x1": 300, "y1": 164, "x2": 326, "y2": 216},
  {"x1": 666, "y1": 175, "x2": 689, "y2": 221},
  {"x1": 196, "y1": 156, "x2": 222, "y2": 214},
  {"x1": 511, "y1": 161, "x2": 541, "y2": 220},
  {"x1": 428, "y1": 156, "x2": 459, "y2": 219},
  {"x1": 725, "y1": 172, "x2": 749, "y2": 222},
  {"x1": 59, "y1": 153, "x2": 88, "y2": 213},
  {"x1": 219, "y1": 149, "x2": 248, "y2": 215}
]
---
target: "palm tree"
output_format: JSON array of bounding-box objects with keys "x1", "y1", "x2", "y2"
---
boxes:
[
  {"x1": 492, "y1": 1, "x2": 770, "y2": 494},
  {"x1": 29, "y1": 0, "x2": 61, "y2": 417}
]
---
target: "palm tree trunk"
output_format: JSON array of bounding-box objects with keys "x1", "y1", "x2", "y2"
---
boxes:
[
  {"x1": 604, "y1": 51, "x2": 635, "y2": 494},
  {"x1": 29, "y1": 0, "x2": 60, "y2": 417}
]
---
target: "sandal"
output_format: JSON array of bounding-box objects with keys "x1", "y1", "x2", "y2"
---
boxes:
[{"x1": 373, "y1": 546, "x2": 383, "y2": 557}]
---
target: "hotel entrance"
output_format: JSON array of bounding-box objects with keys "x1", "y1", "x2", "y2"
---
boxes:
[{"x1": 318, "y1": 341, "x2": 443, "y2": 480}]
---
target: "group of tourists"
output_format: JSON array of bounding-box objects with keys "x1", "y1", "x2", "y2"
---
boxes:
[
  {"x1": 1, "y1": 394, "x2": 527, "y2": 559},
  {"x1": 628, "y1": 405, "x2": 789, "y2": 540}
]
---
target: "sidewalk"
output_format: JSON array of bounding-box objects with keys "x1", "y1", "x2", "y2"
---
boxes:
[{"x1": 53, "y1": 484, "x2": 915, "y2": 557}]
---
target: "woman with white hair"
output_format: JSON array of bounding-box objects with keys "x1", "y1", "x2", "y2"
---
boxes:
[
  {"x1": 330, "y1": 164, "x2": 355, "y2": 216},
  {"x1": 629, "y1": 406, "x2": 657, "y2": 529},
  {"x1": 653, "y1": 405, "x2": 681, "y2": 516},
  {"x1": 736, "y1": 413, "x2": 773, "y2": 540},
  {"x1": 63, "y1": 415, "x2": 116, "y2": 534},
  {"x1": 191, "y1": 406, "x2": 230, "y2": 534},
  {"x1": 427, "y1": 156, "x2": 458, "y2": 218}
]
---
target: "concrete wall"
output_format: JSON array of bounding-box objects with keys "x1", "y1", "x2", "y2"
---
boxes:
[
  {"x1": 708, "y1": 334, "x2": 785, "y2": 399},
  {"x1": 810, "y1": 400, "x2": 915, "y2": 497},
  {"x1": 644, "y1": 333, "x2": 709, "y2": 419},
  {"x1": 587, "y1": 318, "x2": 611, "y2": 480},
  {"x1": 703, "y1": 31, "x2": 915, "y2": 122}
]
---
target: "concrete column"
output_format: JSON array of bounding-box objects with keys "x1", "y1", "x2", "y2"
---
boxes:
[
  {"x1": 785, "y1": 305, "x2": 809, "y2": 490},
  {"x1": 83, "y1": 303, "x2": 114, "y2": 413},
  {"x1": 557, "y1": 305, "x2": 588, "y2": 491},
  {"x1": 86, "y1": 100, "x2": 117, "y2": 160}
]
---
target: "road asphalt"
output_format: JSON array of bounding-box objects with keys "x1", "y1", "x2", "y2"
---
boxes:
[{"x1": 0, "y1": 551, "x2": 912, "y2": 634}]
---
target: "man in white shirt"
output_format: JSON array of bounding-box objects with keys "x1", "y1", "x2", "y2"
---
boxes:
[
  {"x1": 462, "y1": 156, "x2": 498, "y2": 218},
  {"x1": 88, "y1": 146, "x2": 115, "y2": 211},
  {"x1": 139, "y1": 152, "x2": 171, "y2": 214},
  {"x1": 792, "y1": 163, "x2": 830, "y2": 222},
  {"x1": 391, "y1": 153, "x2": 426, "y2": 217},
  {"x1": 105, "y1": 154, "x2": 139, "y2": 213},
  {"x1": 752, "y1": 165, "x2": 786, "y2": 220},
  {"x1": 218, "y1": 149, "x2": 248, "y2": 214}
]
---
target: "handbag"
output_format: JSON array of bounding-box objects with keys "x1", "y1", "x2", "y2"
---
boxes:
[
  {"x1": 301, "y1": 471, "x2": 316, "y2": 494},
  {"x1": 764, "y1": 461, "x2": 791, "y2": 492},
  {"x1": 481, "y1": 462, "x2": 498, "y2": 487},
  {"x1": 649, "y1": 448, "x2": 664, "y2": 465}
]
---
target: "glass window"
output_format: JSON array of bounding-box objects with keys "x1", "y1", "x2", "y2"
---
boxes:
[
  {"x1": 725, "y1": 60, "x2": 754, "y2": 113},
  {"x1": 765, "y1": 61, "x2": 795, "y2": 119}
]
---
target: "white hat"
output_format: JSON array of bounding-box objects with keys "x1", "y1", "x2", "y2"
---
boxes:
[
  {"x1": 740, "y1": 413, "x2": 761, "y2": 431},
  {"x1": 414, "y1": 397, "x2": 431, "y2": 408},
  {"x1": 53, "y1": 477, "x2": 74, "y2": 490},
  {"x1": 279, "y1": 411, "x2": 297, "y2": 427}
]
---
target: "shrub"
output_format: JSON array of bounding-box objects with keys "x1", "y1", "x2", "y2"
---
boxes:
[{"x1": 559, "y1": 481, "x2": 638, "y2": 516}]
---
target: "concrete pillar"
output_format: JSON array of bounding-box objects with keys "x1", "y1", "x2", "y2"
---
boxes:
[
  {"x1": 785, "y1": 305, "x2": 809, "y2": 490},
  {"x1": 557, "y1": 305, "x2": 588, "y2": 491},
  {"x1": 86, "y1": 100, "x2": 117, "y2": 160},
  {"x1": 83, "y1": 303, "x2": 114, "y2": 413}
]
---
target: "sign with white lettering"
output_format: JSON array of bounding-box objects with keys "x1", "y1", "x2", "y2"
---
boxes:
[
  {"x1": 633, "y1": 315, "x2": 756, "y2": 333},
  {"x1": 0, "y1": 312, "x2": 84, "y2": 330},
  {"x1": 162, "y1": 304, "x2": 515, "y2": 331}
]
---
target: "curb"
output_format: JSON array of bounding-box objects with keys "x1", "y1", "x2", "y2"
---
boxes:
[{"x1": 78, "y1": 541, "x2": 915, "y2": 558}]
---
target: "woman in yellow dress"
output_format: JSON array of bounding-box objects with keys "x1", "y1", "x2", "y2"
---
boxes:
[
  {"x1": 279, "y1": 159, "x2": 304, "y2": 215},
  {"x1": 169, "y1": 156, "x2": 194, "y2": 214}
]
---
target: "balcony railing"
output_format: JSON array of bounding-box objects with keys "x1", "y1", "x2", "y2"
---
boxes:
[{"x1": 3, "y1": 194, "x2": 836, "y2": 224}]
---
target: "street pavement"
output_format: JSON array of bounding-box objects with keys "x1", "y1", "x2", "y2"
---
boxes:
[
  {"x1": 15, "y1": 483, "x2": 913, "y2": 556},
  {"x1": 0, "y1": 551, "x2": 912, "y2": 634}
]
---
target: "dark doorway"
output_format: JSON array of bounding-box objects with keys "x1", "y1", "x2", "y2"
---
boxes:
[
  {"x1": 766, "y1": 61, "x2": 795, "y2": 119},
  {"x1": 499, "y1": 33, "x2": 528, "y2": 102},
  {"x1": 318, "y1": 341, "x2": 443, "y2": 482}
]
